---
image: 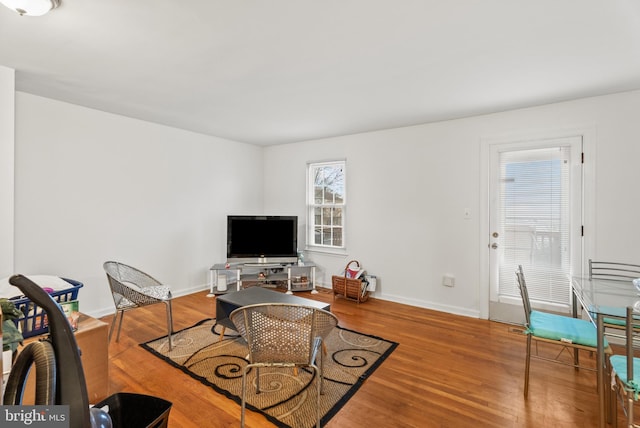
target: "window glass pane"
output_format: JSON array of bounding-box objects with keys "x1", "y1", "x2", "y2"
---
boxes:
[
  {"x1": 333, "y1": 228, "x2": 343, "y2": 246},
  {"x1": 314, "y1": 167, "x2": 325, "y2": 186},
  {"x1": 497, "y1": 147, "x2": 571, "y2": 304},
  {"x1": 323, "y1": 185, "x2": 335, "y2": 204},
  {"x1": 327, "y1": 166, "x2": 344, "y2": 202},
  {"x1": 314, "y1": 226, "x2": 322, "y2": 245},
  {"x1": 314, "y1": 186, "x2": 323, "y2": 204},
  {"x1": 322, "y1": 228, "x2": 332, "y2": 245},
  {"x1": 332, "y1": 208, "x2": 342, "y2": 226},
  {"x1": 314, "y1": 207, "x2": 322, "y2": 225},
  {"x1": 322, "y1": 208, "x2": 332, "y2": 225},
  {"x1": 316, "y1": 165, "x2": 344, "y2": 202}
]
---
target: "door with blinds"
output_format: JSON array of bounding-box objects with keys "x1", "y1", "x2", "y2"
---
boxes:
[{"x1": 488, "y1": 136, "x2": 583, "y2": 323}]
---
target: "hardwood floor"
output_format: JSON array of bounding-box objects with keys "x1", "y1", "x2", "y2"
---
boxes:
[{"x1": 101, "y1": 288, "x2": 609, "y2": 427}]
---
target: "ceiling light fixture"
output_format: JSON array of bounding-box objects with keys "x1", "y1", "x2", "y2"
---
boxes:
[{"x1": 0, "y1": 0, "x2": 60, "y2": 16}]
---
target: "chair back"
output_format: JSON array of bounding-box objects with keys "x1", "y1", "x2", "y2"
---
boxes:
[
  {"x1": 104, "y1": 261, "x2": 162, "y2": 288},
  {"x1": 103, "y1": 261, "x2": 167, "y2": 308},
  {"x1": 230, "y1": 303, "x2": 338, "y2": 365},
  {"x1": 625, "y1": 306, "x2": 640, "y2": 382},
  {"x1": 589, "y1": 259, "x2": 640, "y2": 281},
  {"x1": 515, "y1": 265, "x2": 532, "y2": 327}
]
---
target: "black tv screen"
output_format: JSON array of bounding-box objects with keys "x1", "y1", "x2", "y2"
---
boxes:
[{"x1": 227, "y1": 216, "x2": 298, "y2": 262}]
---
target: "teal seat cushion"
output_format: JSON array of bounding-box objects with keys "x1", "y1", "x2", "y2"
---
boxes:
[
  {"x1": 528, "y1": 310, "x2": 605, "y2": 348},
  {"x1": 602, "y1": 317, "x2": 626, "y2": 326},
  {"x1": 588, "y1": 305, "x2": 640, "y2": 327},
  {"x1": 610, "y1": 355, "x2": 640, "y2": 397}
]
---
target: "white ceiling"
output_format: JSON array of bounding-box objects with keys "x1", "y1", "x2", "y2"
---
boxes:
[{"x1": 1, "y1": 1, "x2": 640, "y2": 146}]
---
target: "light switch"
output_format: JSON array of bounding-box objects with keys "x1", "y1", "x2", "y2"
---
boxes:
[{"x1": 443, "y1": 275, "x2": 455, "y2": 287}]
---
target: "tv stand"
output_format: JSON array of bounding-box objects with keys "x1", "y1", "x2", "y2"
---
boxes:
[
  {"x1": 243, "y1": 262, "x2": 283, "y2": 268},
  {"x1": 207, "y1": 262, "x2": 316, "y2": 296}
]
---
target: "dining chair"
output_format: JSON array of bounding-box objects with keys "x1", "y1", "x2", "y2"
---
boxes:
[
  {"x1": 589, "y1": 259, "x2": 640, "y2": 281},
  {"x1": 588, "y1": 259, "x2": 640, "y2": 334},
  {"x1": 516, "y1": 265, "x2": 610, "y2": 397},
  {"x1": 229, "y1": 303, "x2": 338, "y2": 428},
  {"x1": 609, "y1": 306, "x2": 640, "y2": 428},
  {"x1": 103, "y1": 261, "x2": 174, "y2": 350}
]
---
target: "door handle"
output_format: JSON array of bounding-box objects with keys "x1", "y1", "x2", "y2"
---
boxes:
[{"x1": 491, "y1": 243, "x2": 498, "y2": 249}]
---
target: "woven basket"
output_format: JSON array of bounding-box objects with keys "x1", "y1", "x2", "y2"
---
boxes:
[{"x1": 332, "y1": 260, "x2": 369, "y2": 303}]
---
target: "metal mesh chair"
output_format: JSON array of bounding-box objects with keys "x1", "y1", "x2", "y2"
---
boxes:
[
  {"x1": 230, "y1": 303, "x2": 338, "y2": 428},
  {"x1": 103, "y1": 261, "x2": 174, "y2": 350}
]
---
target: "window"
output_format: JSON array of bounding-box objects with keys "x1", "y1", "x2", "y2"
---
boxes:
[
  {"x1": 307, "y1": 161, "x2": 345, "y2": 249},
  {"x1": 497, "y1": 146, "x2": 572, "y2": 304}
]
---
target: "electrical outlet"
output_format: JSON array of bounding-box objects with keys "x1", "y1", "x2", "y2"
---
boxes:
[{"x1": 443, "y1": 275, "x2": 455, "y2": 287}]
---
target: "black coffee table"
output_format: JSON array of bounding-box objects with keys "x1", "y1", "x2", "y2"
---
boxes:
[{"x1": 215, "y1": 287, "x2": 331, "y2": 335}]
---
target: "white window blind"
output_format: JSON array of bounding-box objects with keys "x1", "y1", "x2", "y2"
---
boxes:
[{"x1": 497, "y1": 146, "x2": 572, "y2": 305}]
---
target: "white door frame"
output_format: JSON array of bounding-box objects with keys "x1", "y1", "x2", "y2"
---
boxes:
[{"x1": 478, "y1": 127, "x2": 596, "y2": 319}]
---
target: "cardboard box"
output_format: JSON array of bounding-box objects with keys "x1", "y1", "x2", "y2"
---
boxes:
[
  {"x1": 60, "y1": 300, "x2": 80, "y2": 331},
  {"x1": 75, "y1": 313, "x2": 109, "y2": 403},
  {"x1": 19, "y1": 313, "x2": 109, "y2": 404}
]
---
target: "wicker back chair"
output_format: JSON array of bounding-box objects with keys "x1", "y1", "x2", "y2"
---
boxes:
[
  {"x1": 103, "y1": 261, "x2": 174, "y2": 350},
  {"x1": 230, "y1": 303, "x2": 338, "y2": 428}
]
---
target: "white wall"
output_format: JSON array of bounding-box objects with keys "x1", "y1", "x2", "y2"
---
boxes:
[
  {"x1": 13, "y1": 93, "x2": 264, "y2": 317},
  {"x1": 0, "y1": 66, "x2": 15, "y2": 278},
  {"x1": 11, "y1": 88, "x2": 640, "y2": 320},
  {"x1": 264, "y1": 90, "x2": 640, "y2": 318}
]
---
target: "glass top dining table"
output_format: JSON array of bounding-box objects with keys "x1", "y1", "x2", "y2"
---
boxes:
[
  {"x1": 572, "y1": 276, "x2": 640, "y2": 319},
  {"x1": 571, "y1": 276, "x2": 640, "y2": 428}
]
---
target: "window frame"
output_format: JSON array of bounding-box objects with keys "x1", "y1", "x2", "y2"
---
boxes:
[{"x1": 306, "y1": 160, "x2": 346, "y2": 252}]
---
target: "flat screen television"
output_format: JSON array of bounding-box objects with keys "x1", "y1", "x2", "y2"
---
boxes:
[{"x1": 227, "y1": 215, "x2": 298, "y2": 264}]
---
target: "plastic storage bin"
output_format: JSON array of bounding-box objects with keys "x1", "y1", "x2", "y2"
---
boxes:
[
  {"x1": 10, "y1": 278, "x2": 83, "y2": 338},
  {"x1": 93, "y1": 392, "x2": 172, "y2": 428}
]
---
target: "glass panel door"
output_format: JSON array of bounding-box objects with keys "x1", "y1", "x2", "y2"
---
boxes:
[{"x1": 488, "y1": 136, "x2": 582, "y2": 322}]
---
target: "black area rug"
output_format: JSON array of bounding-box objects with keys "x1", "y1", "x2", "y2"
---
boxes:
[{"x1": 140, "y1": 318, "x2": 398, "y2": 427}]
